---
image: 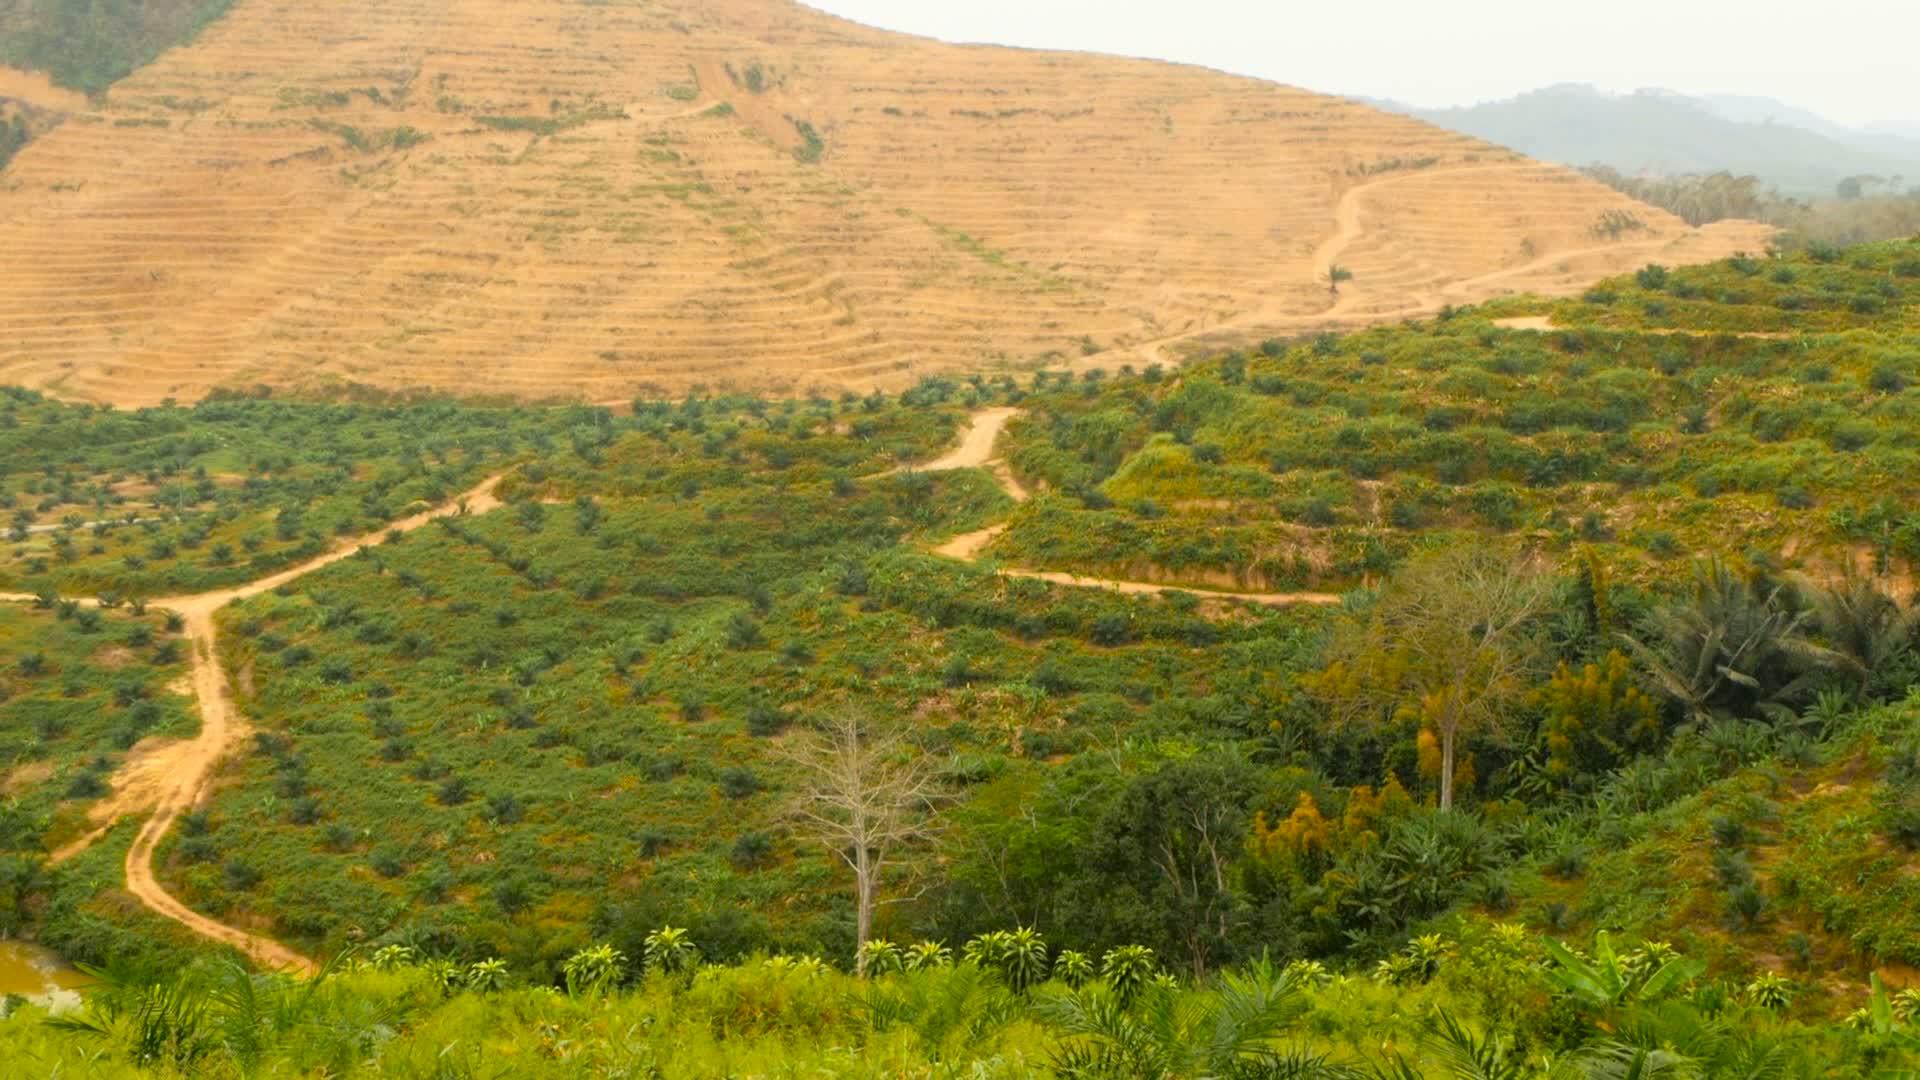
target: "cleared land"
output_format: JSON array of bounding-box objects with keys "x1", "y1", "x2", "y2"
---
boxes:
[{"x1": 0, "y1": 0, "x2": 1768, "y2": 406}]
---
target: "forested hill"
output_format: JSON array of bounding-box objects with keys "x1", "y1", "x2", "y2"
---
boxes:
[{"x1": 1376, "y1": 84, "x2": 1920, "y2": 198}]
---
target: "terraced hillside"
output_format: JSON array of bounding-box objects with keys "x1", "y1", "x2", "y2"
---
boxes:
[
  {"x1": 0, "y1": 0, "x2": 1769, "y2": 406},
  {"x1": 0, "y1": 64, "x2": 88, "y2": 169}
]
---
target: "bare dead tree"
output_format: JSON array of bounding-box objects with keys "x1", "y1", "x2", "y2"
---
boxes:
[{"x1": 779, "y1": 711, "x2": 942, "y2": 972}]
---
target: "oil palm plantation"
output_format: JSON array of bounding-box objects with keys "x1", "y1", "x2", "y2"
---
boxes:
[
  {"x1": 1794, "y1": 572, "x2": 1920, "y2": 700},
  {"x1": 1040, "y1": 956, "x2": 1352, "y2": 1078}
]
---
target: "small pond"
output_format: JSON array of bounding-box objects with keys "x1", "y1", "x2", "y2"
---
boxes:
[{"x1": 0, "y1": 940, "x2": 89, "y2": 1011}]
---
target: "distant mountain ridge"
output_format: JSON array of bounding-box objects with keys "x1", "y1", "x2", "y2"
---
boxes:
[{"x1": 1370, "y1": 85, "x2": 1920, "y2": 197}]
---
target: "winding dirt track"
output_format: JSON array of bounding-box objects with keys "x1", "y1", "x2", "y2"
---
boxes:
[
  {"x1": 2, "y1": 475, "x2": 504, "y2": 974},
  {"x1": 1073, "y1": 165, "x2": 1765, "y2": 376},
  {"x1": 917, "y1": 410, "x2": 1344, "y2": 608},
  {"x1": 1490, "y1": 315, "x2": 1794, "y2": 339}
]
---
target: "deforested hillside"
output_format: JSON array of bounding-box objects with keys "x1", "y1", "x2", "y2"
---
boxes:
[{"x1": 0, "y1": 0, "x2": 1768, "y2": 406}]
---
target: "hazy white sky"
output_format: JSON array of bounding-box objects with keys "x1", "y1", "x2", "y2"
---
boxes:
[{"x1": 808, "y1": 0, "x2": 1916, "y2": 130}]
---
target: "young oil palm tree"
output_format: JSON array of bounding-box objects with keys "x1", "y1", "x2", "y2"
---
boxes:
[
  {"x1": 1554, "y1": 1041, "x2": 1697, "y2": 1079},
  {"x1": 1622, "y1": 559, "x2": 1855, "y2": 727},
  {"x1": 1423, "y1": 1009, "x2": 1527, "y2": 1080},
  {"x1": 1794, "y1": 572, "x2": 1920, "y2": 700},
  {"x1": 1042, "y1": 955, "x2": 1339, "y2": 1079}
]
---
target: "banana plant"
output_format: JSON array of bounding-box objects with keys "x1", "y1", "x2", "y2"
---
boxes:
[
  {"x1": 1858, "y1": 972, "x2": 1920, "y2": 1078},
  {"x1": 1543, "y1": 932, "x2": 1704, "y2": 1010}
]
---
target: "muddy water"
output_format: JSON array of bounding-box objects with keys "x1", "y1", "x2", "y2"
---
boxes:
[{"x1": 0, "y1": 940, "x2": 89, "y2": 1010}]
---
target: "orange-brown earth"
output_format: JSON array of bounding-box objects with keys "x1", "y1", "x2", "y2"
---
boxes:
[
  {"x1": 0, "y1": 0, "x2": 1770, "y2": 407},
  {"x1": 917, "y1": 408, "x2": 1344, "y2": 608}
]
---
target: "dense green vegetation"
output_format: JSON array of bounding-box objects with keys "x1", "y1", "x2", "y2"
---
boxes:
[
  {"x1": 2, "y1": 922, "x2": 1914, "y2": 1077},
  {"x1": 0, "y1": 392, "x2": 601, "y2": 597},
  {"x1": 0, "y1": 601, "x2": 193, "y2": 925},
  {"x1": 0, "y1": 108, "x2": 31, "y2": 170},
  {"x1": 149, "y1": 392, "x2": 1317, "y2": 969},
  {"x1": 2, "y1": 240, "x2": 1920, "y2": 1074},
  {"x1": 995, "y1": 239, "x2": 1920, "y2": 592},
  {"x1": 0, "y1": 0, "x2": 236, "y2": 95},
  {"x1": 1581, "y1": 167, "x2": 1920, "y2": 252}
]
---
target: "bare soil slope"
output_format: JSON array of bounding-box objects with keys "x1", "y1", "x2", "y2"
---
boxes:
[{"x1": 0, "y1": 0, "x2": 1770, "y2": 406}]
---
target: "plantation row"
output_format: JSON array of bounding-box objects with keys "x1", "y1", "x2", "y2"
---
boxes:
[
  {"x1": 991, "y1": 238, "x2": 1920, "y2": 592},
  {"x1": 0, "y1": 600, "x2": 193, "y2": 900},
  {"x1": 2, "y1": 918, "x2": 1912, "y2": 1077}
]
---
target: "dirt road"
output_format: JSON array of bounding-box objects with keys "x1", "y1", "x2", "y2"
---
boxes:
[
  {"x1": 1072, "y1": 165, "x2": 1756, "y2": 377},
  {"x1": 3, "y1": 473, "x2": 504, "y2": 974},
  {"x1": 917, "y1": 410, "x2": 1344, "y2": 607},
  {"x1": 916, "y1": 406, "x2": 1022, "y2": 471},
  {"x1": 1490, "y1": 315, "x2": 1793, "y2": 339}
]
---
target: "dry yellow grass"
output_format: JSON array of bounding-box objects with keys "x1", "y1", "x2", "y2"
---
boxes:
[{"x1": 0, "y1": 0, "x2": 1771, "y2": 406}]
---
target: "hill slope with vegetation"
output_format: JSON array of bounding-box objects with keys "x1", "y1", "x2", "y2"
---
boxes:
[
  {"x1": 3, "y1": 239, "x2": 1920, "y2": 1074},
  {"x1": 0, "y1": 0, "x2": 236, "y2": 95}
]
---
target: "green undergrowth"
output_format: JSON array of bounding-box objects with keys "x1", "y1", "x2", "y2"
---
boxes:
[
  {"x1": 1544, "y1": 242, "x2": 1920, "y2": 334},
  {"x1": 992, "y1": 238, "x2": 1920, "y2": 591},
  {"x1": 0, "y1": 601, "x2": 194, "y2": 861},
  {"x1": 163, "y1": 443, "x2": 1318, "y2": 969},
  {"x1": 4, "y1": 244, "x2": 1920, "y2": 1073},
  {"x1": 1, "y1": 394, "x2": 660, "y2": 597},
  {"x1": 1532, "y1": 697, "x2": 1920, "y2": 1011},
  {"x1": 29, "y1": 821, "x2": 206, "y2": 972},
  {"x1": 0, "y1": 927, "x2": 1902, "y2": 1078}
]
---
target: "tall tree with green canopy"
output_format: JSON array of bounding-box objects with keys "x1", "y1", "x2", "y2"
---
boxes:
[
  {"x1": 1312, "y1": 545, "x2": 1550, "y2": 811},
  {"x1": 1082, "y1": 752, "x2": 1260, "y2": 977}
]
